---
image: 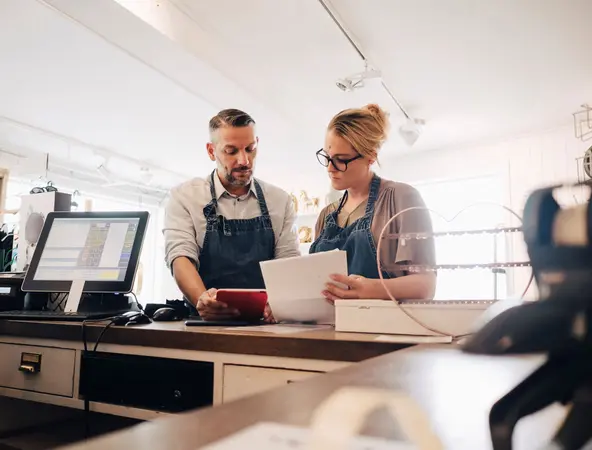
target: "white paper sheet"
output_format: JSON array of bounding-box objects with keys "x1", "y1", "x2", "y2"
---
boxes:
[
  {"x1": 201, "y1": 422, "x2": 415, "y2": 449},
  {"x1": 224, "y1": 324, "x2": 331, "y2": 334},
  {"x1": 260, "y1": 251, "x2": 348, "y2": 324},
  {"x1": 374, "y1": 334, "x2": 453, "y2": 344}
]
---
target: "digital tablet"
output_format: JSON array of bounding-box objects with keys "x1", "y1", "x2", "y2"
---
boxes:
[{"x1": 216, "y1": 288, "x2": 268, "y2": 322}]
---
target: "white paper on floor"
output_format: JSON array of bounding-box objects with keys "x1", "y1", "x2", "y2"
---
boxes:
[{"x1": 201, "y1": 422, "x2": 416, "y2": 449}]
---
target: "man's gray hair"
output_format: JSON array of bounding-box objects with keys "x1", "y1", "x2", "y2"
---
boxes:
[{"x1": 209, "y1": 109, "x2": 256, "y2": 137}]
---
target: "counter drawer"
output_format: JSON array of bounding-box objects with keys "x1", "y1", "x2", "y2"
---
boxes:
[
  {"x1": 222, "y1": 364, "x2": 320, "y2": 403},
  {"x1": 0, "y1": 343, "x2": 76, "y2": 397}
]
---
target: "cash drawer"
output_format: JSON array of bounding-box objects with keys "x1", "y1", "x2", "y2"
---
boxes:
[
  {"x1": 0, "y1": 343, "x2": 76, "y2": 397},
  {"x1": 80, "y1": 351, "x2": 214, "y2": 412}
]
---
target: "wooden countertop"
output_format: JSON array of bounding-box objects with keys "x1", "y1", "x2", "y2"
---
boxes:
[
  {"x1": 57, "y1": 346, "x2": 565, "y2": 450},
  {"x1": 0, "y1": 320, "x2": 415, "y2": 362}
]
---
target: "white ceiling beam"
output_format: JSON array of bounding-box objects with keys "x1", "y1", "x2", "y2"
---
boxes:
[
  {"x1": 39, "y1": 0, "x2": 292, "y2": 138},
  {"x1": 0, "y1": 114, "x2": 184, "y2": 189}
]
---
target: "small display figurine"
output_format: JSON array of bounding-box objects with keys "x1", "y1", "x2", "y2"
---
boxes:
[
  {"x1": 298, "y1": 226, "x2": 313, "y2": 243},
  {"x1": 299, "y1": 191, "x2": 320, "y2": 213},
  {"x1": 290, "y1": 193, "x2": 299, "y2": 214}
]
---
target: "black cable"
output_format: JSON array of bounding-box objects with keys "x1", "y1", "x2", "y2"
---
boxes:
[
  {"x1": 82, "y1": 320, "x2": 87, "y2": 352},
  {"x1": 79, "y1": 292, "x2": 141, "y2": 438},
  {"x1": 129, "y1": 291, "x2": 142, "y2": 311},
  {"x1": 84, "y1": 391, "x2": 90, "y2": 438},
  {"x1": 81, "y1": 320, "x2": 91, "y2": 437},
  {"x1": 92, "y1": 319, "x2": 118, "y2": 352},
  {"x1": 80, "y1": 316, "x2": 118, "y2": 438}
]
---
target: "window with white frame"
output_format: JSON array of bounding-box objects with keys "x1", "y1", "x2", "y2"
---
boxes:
[
  {"x1": 413, "y1": 176, "x2": 510, "y2": 300},
  {"x1": 154, "y1": 206, "x2": 183, "y2": 301}
]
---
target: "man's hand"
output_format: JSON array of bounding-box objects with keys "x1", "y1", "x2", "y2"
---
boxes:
[
  {"x1": 197, "y1": 288, "x2": 240, "y2": 321},
  {"x1": 263, "y1": 303, "x2": 276, "y2": 324},
  {"x1": 322, "y1": 274, "x2": 379, "y2": 304}
]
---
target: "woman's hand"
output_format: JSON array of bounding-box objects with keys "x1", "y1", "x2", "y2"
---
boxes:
[{"x1": 322, "y1": 274, "x2": 379, "y2": 303}]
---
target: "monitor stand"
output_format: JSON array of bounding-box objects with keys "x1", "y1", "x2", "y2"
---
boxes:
[
  {"x1": 64, "y1": 280, "x2": 84, "y2": 313},
  {"x1": 64, "y1": 280, "x2": 137, "y2": 314}
]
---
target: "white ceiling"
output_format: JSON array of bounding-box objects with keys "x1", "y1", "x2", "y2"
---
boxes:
[
  {"x1": 0, "y1": 0, "x2": 591, "y2": 196},
  {"x1": 333, "y1": 0, "x2": 592, "y2": 148}
]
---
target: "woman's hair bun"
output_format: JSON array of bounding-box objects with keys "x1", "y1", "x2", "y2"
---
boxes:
[
  {"x1": 363, "y1": 104, "x2": 389, "y2": 134},
  {"x1": 327, "y1": 103, "x2": 391, "y2": 161}
]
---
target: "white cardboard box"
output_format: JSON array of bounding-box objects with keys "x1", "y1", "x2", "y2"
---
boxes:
[{"x1": 335, "y1": 299, "x2": 494, "y2": 336}]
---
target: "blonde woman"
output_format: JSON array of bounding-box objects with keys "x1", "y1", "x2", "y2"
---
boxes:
[{"x1": 310, "y1": 104, "x2": 436, "y2": 302}]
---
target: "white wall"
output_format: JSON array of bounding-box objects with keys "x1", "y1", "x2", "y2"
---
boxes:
[
  {"x1": 383, "y1": 124, "x2": 587, "y2": 214},
  {"x1": 380, "y1": 124, "x2": 590, "y2": 300}
]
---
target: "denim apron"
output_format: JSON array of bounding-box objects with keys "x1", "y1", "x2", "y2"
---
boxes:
[
  {"x1": 198, "y1": 171, "x2": 276, "y2": 289},
  {"x1": 309, "y1": 174, "x2": 389, "y2": 279}
]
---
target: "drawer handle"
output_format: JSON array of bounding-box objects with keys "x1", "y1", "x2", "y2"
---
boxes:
[
  {"x1": 19, "y1": 353, "x2": 42, "y2": 374},
  {"x1": 19, "y1": 364, "x2": 37, "y2": 374}
]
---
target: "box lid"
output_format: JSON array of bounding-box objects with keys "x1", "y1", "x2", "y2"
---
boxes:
[{"x1": 335, "y1": 299, "x2": 496, "y2": 309}]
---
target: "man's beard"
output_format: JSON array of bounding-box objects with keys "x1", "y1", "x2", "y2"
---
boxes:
[{"x1": 225, "y1": 167, "x2": 252, "y2": 186}]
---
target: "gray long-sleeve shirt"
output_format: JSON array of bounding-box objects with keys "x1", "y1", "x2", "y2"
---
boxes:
[{"x1": 163, "y1": 173, "x2": 301, "y2": 269}]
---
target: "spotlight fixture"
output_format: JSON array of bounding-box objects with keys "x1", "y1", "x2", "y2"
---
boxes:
[
  {"x1": 335, "y1": 68, "x2": 382, "y2": 92},
  {"x1": 398, "y1": 118, "x2": 425, "y2": 147},
  {"x1": 319, "y1": 0, "x2": 426, "y2": 148}
]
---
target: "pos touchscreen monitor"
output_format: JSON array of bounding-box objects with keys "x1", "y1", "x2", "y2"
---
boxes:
[{"x1": 22, "y1": 211, "x2": 149, "y2": 297}]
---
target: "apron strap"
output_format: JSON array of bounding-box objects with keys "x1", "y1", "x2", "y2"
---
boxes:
[
  {"x1": 364, "y1": 174, "x2": 381, "y2": 216},
  {"x1": 208, "y1": 170, "x2": 219, "y2": 208},
  {"x1": 207, "y1": 171, "x2": 269, "y2": 235},
  {"x1": 208, "y1": 170, "x2": 231, "y2": 234},
  {"x1": 253, "y1": 179, "x2": 271, "y2": 218},
  {"x1": 335, "y1": 174, "x2": 381, "y2": 217},
  {"x1": 335, "y1": 191, "x2": 348, "y2": 215}
]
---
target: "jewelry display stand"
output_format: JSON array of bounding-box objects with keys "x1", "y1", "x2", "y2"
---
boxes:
[{"x1": 335, "y1": 225, "x2": 533, "y2": 338}]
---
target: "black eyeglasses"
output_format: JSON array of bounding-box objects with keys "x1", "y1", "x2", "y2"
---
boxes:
[{"x1": 316, "y1": 149, "x2": 362, "y2": 172}]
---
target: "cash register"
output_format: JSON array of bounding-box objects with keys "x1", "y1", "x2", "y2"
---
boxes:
[
  {"x1": 0, "y1": 271, "x2": 26, "y2": 311},
  {"x1": 0, "y1": 210, "x2": 149, "y2": 321}
]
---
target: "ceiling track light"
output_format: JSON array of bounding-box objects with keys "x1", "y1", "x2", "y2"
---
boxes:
[
  {"x1": 318, "y1": 0, "x2": 425, "y2": 146},
  {"x1": 399, "y1": 118, "x2": 426, "y2": 147},
  {"x1": 335, "y1": 64, "x2": 382, "y2": 92}
]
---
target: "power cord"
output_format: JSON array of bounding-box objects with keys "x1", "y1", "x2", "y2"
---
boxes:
[
  {"x1": 81, "y1": 291, "x2": 143, "y2": 351},
  {"x1": 129, "y1": 291, "x2": 142, "y2": 311},
  {"x1": 80, "y1": 291, "x2": 142, "y2": 438},
  {"x1": 81, "y1": 316, "x2": 117, "y2": 439}
]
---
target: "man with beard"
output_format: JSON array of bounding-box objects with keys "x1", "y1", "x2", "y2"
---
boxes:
[{"x1": 164, "y1": 109, "x2": 300, "y2": 321}]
